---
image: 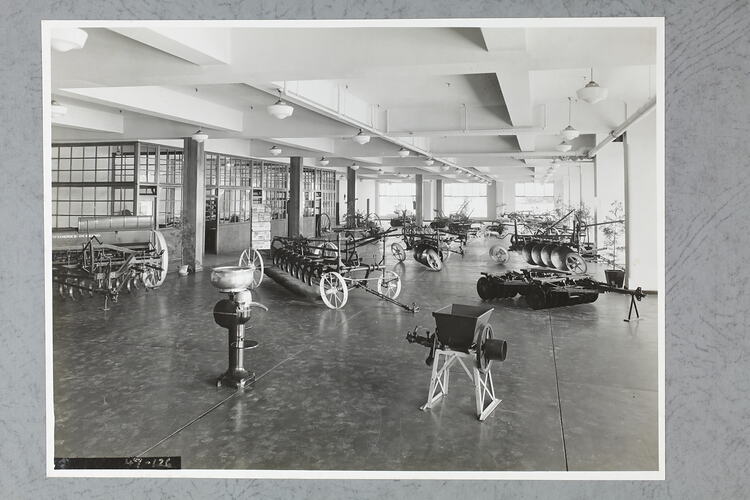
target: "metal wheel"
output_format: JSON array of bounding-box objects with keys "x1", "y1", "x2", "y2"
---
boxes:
[
  {"x1": 565, "y1": 253, "x2": 588, "y2": 274},
  {"x1": 376, "y1": 270, "x2": 402, "y2": 299},
  {"x1": 238, "y1": 247, "x2": 264, "y2": 289},
  {"x1": 476, "y1": 276, "x2": 492, "y2": 300},
  {"x1": 147, "y1": 230, "x2": 169, "y2": 288},
  {"x1": 531, "y1": 243, "x2": 546, "y2": 266},
  {"x1": 540, "y1": 244, "x2": 555, "y2": 267},
  {"x1": 319, "y1": 272, "x2": 349, "y2": 309},
  {"x1": 424, "y1": 248, "x2": 443, "y2": 271},
  {"x1": 476, "y1": 324, "x2": 494, "y2": 372},
  {"x1": 391, "y1": 242, "x2": 406, "y2": 262},
  {"x1": 489, "y1": 245, "x2": 509, "y2": 264},
  {"x1": 521, "y1": 242, "x2": 536, "y2": 265},
  {"x1": 320, "y1": 213, "x2": 332, "y2": 233}
]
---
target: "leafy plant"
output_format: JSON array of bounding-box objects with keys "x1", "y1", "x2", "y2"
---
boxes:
[{"x1": 601, "y1": 201, "x2": 625, "y2": 270}]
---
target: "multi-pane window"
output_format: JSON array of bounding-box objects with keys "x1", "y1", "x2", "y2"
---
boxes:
[
  {"x1": 378, "y1": 182, "x2": 416, "y2": 216},
  {"x1": 515, "y1": 182, "x2": 554, "y2": 214},
  {"x1": 444, "y1": 182, "x2": 488, "y2": 218},
  {"x1": 320, "y1": 170, "x2": 336, "y2": 218},
  {"x1": 138, "y1": 143, "x2": 158, "y2": 184},
  {"x1": 157, "y1": 147, "x2": 183, "y2": 228},
  {"x1": 51, "y1": 143, "x2": 136, "y2": 229},
  {"x1": 263, "y1": 162, "x2": 288, "y2": 220},
  {"x1": 218, "y1": 155, "x2": 253, "y2": 223}
]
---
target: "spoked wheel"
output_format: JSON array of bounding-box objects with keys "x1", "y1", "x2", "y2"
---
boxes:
[
  {"x1": 376, "y1": 270, "x2": 402, "y2": 299},
  {"x1": 319, "y1": 272, "x2": 349, "y2": 309},
  {"x1": 489, "y1": 245, "x2": 509, "y2": 265},
  {"x1": 145, "y1": 231, "x2": 169, "y2": 288},
  {"x1": 424, "y1": 248, "x2": 443, "y2": 271},
  {"x1": 238, "y1": 247, "x2": 264, "y2": 289},
  {"x1": 391, "y1": 242, "x2": 406, "y2": 262},
  {"x1": 565, "y1": 253, "x2": 588, "y2": 274}
]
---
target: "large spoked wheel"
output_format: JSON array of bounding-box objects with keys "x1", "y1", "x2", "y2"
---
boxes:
[
  {"x1": 424, "y1": 248, "x2": 443, "y2": 271},
  {"x1": 319, "y1": 272, "x2": 349, "y2": 309},
  {"x1": 376, "y1": 270, "x2": 402, "y2": 299},
  {"x1": 391, "y1": 242, "x2": 406, "y2": 262},
  {"x1": 238, "y1": 247, "x2": 264, "y2": 290},
  {"x1": 145, "y1": 231, "x2": 169, "y2": 288},
  {"x1": 319, "y1": 213, "x2": 332, "y2": 233},
  {"x1": 476, "y1": 276, "x2": 492, "y2": 300},
  {"x1": 489, "y1": 245, "x2": 509, "y2": 265},
  {"x1": 565, "y1": 253, "x2": 588, "y2": 274}
]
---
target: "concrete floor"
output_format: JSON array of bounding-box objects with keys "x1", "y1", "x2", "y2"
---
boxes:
[{"x1": 52, "y1": 237, "x2": 658, "y2": 471}]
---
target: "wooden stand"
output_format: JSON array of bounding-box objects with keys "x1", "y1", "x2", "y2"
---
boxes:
[{"x1": 420, "y1": 349, "x2": 502, "y2": 421}]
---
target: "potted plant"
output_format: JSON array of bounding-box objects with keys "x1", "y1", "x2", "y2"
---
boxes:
[{"x1": 601, "y1": 201, "x2": 626, "y2": 287}]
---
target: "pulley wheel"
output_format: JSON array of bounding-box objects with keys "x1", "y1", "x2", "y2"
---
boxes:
[{"x1": 525, "y1": 285, "x2": 548, "y2": 310}]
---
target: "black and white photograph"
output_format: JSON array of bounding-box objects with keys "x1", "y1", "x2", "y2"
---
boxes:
[{"x1": 45, "y1": 19, "x2": 664, "y2": 477}]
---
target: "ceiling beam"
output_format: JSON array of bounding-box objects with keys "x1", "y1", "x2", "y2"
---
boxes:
[
  {"x1": 52, "y1": 102, "x2": 124, "y2": 133},
  {"x1": 56, "y1": 86, "x2": 245, "y2": 132},
  {"x1": 110, "y1": 27, "x2": 232, "y2": 65}
]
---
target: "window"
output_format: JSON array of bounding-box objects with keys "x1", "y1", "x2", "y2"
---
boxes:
[
  {"x1": 51, "y1": 143, "x2": 136, "y2": 229},
  {"x1": 444, "y1": 182, "x2": 487, "y2": 218},
  {"x1": 320, "y1": 170, "x2": 336, "y2": 219},
  {"x1": 378, "y1": 182, "x2": 416, "y2": 216},
  {"x1": 262, "y1": 162, "x2": 288, "y2": 220},
  {"x1": 303, "y1": 168, "x2": 317, "y2": 217},
  {"x1": 138, "y1": 143, "x2": 158, "y2": 184},
  {"x1": 515, "y1": 182, "x2": 555, "y2": 214},
  {"x1": 157, "y1": 147, "x2": 183, "y2": 228},
  {"x1": 207, "y1": 153, "x2": 253, "y2": 224}
]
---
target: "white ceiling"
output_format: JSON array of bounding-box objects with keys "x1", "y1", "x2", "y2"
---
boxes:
[{"x1": 51, "y1": 24, "x2": 657, "y2": 182}]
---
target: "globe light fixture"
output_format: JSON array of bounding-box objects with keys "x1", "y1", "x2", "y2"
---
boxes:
[
  {"x1": 350, "y1": 163, "x2": 360, "y2": 171},
  {"x1": 51, "y1": 100, "x2": 67, "y2": 118},
  {"x1": 352, "y1": 129, "x2": 371, "y2": 145},
  {"x1": 318, "y1": 157, "x2": 329, "y2": 166},
  {"x1": 555, "y1": 141, "x2": 572, "y2": 153},
  {"x1": 423, "y1": 158, "x2": 435, "y2": 166},
  {"x1": 577, "y1": 68, "x2": 608, "y2": 104},
  {"x1": 561, "y1": 97, "x2": 580, "y2": 141},
  {"x1": 266, "y1": 90, "x2": 294, "y2": 119},
  {"x1": 397, "y1": 147, "x2": 410, "y2": 158},
  {"x1": 269, "y1": 145, "x2": 282, "y2": 156},
  {"x1": 191, "y1": 129, "x2": 208, "y2": 143}
]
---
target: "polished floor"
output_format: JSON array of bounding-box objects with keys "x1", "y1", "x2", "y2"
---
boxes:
[{"x1": 52, "y1": 237, "x2": 659, "y2": 471}]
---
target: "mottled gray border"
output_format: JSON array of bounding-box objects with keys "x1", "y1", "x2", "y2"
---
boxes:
[{"x1": 2, "y1": 1, "x2": 747, "y2": 498}]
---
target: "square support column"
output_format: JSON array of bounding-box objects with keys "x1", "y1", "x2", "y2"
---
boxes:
[
  {"x1": 288, "y1": 157, "x2": 303, "y2": 237},
  {"x1": 415, "y1": 174, "x2": 424, "y2": 225},
  {"x1": 435, "y1": 179, "x2": 444, "y2": 215},
  {"x1": 346, "y1": 167, "x2": 357, "y2": 222},
  {"x1": 487, "y1": 181, "x2": 497, "y2": 219},
  {"x1": 182, "y1": 137, "x2": 205, "y2": 272}
]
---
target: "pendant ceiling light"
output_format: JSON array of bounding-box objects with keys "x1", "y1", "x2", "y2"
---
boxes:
[
  {"x1": 269, "y1": 145, "x2": 282, "y2": 156},
  {"x1": 266, "y1": 90, "x2": 294, "y2": 119},
  {"x1": 352, "y1": 129, "x2": 371, "y2": 145},
  {"x1": 350, "y1": 163, "x2": 360, "y2": 171},
  {"x1": 561, "y1": 97, "x2": 580, "y2": 141},
  {"x1": 51, "y1": 100, "x2": 67, "y2": 118},
  {"x1": 51, "y1": 27, "x2": 88, "y2": 52},
  {"x1": 577, "y1": 68, "x2": 608, "y2": 104},
  {"x1": 318, "y1": 157, "x2": 329, "y2": 166},
  {"x1": 555, "y1": 141, "x2": 572, "y2": 153},
  {"x1": 397, "y1": 147, "x2": 410, "y2": 158},
  {"x1": 440, "y1": 165, "x2": 450, "y2": 171},
  {"x1": 191, "y1": 129, "x2": 208, "y2": 143},
  {"x1": 423, "y1": 158, "x2": 434, "y2": 166}
]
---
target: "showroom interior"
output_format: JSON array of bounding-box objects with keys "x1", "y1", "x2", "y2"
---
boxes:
[{"x1": 49, "y1": 23, "x2": 660, "y2": 472}]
